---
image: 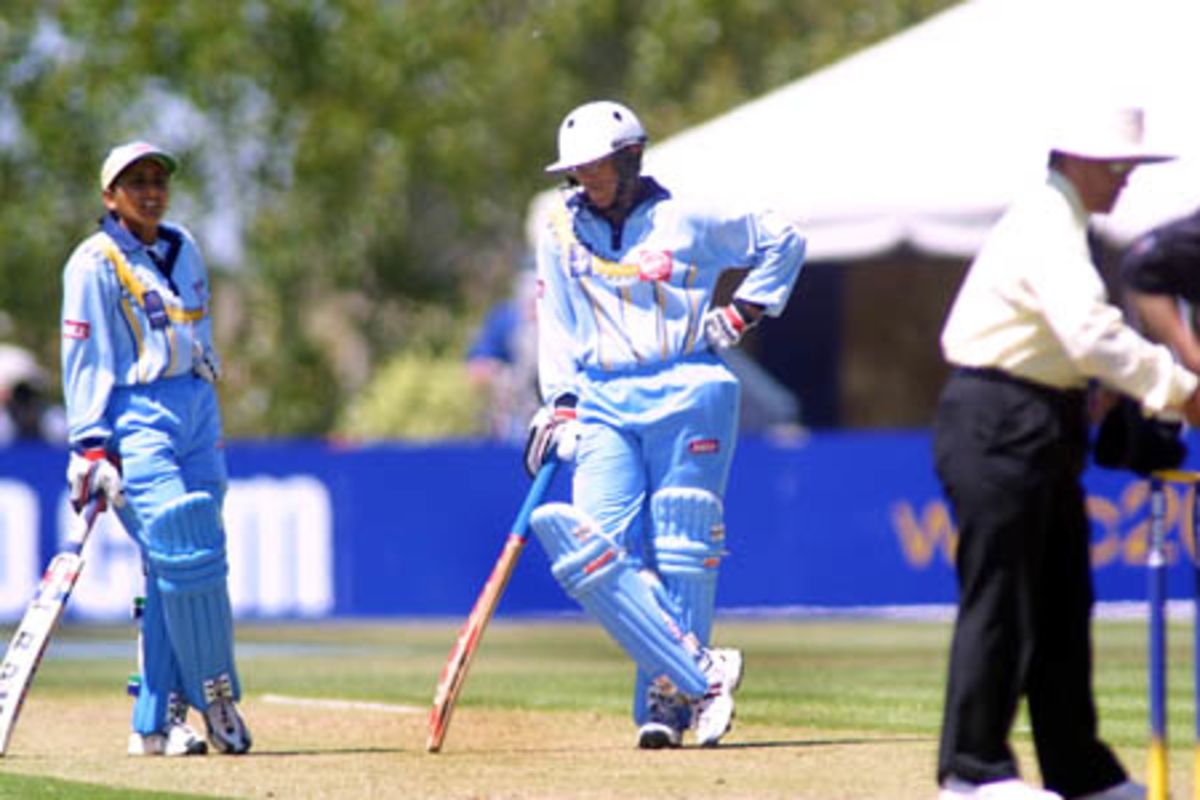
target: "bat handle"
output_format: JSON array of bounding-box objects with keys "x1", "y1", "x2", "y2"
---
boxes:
[
  {"x1": 512, "y1": 458, "x2": 559, "y2": 543},
  {"x1": 64, "y1": 495, "x2": 105, "y2": 554}
]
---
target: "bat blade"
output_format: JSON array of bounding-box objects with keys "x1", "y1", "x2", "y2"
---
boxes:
[
  {"x1": 426, "y1": 533, "x2": 525, "y2": 752},
  {"x1": 0, "y1": 499, "x2": 102, "y2": 756},
  {"x1": 426, "y1": 459, "x2": 558, "y2": 753}
]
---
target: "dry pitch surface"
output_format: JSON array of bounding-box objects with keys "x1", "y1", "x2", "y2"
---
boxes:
[
  {"x1": 3, "y1": 694, "x2": 949, "y2": 799},
  {"x1": 0, "y1": 618, "x2": 1176, "y2": 799}
]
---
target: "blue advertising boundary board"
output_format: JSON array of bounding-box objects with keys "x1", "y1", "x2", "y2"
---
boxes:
[{"x1": 0, "y1": 431, "x2": 1197, "y2": 621}]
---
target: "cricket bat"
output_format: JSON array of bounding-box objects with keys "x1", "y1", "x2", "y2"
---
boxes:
[
  {"x1": 0, "y1": 497, "x2": 104, "y2": 755},
  {"x1": 426, "y1": 459, "x2": 558, "y2": 752}
]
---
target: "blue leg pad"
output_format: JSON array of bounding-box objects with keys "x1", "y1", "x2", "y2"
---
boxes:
[
  {"x1": 630, "y1": 569, "x2": 693, "y2": 727},
  {"x1": 131, "y1": 581, "x2": 187, "y2": 734},
  {"x1": 632, "y1": 669, "x2": 651, "y2": 724},
  {"x1": 531, "y1": 503, "x2": 707, "y2": 697},
  {"x1": 652, "y1": 488, "x2": 724, "y2": 645},
  {"x1": 145, "y1": 492, "x2": 240, "y2": 711}
]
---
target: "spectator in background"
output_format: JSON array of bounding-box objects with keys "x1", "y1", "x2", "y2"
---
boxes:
[
  {"x1": 465, "y1": 268, "x2": 539, "y2": 443},
  {"x1": 0, "y1": 343, "x2": 66, "y2": 446}
]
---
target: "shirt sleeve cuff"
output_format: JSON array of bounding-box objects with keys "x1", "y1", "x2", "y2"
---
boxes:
[
  {"x1": 70, "y1": 435, "x2": 109, "y2": 453},
  {"x1": 1147, "y1": 364, "x2": 1200, "y2": 415}
]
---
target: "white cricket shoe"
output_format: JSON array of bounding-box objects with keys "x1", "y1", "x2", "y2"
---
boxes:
[
  {"x1": 637, "y1": 681, "x2": 688, "y2": 749},
  {"x1": 938, "y1": 777, "x2": 1062, "y2": 800},
  {"x1": 692, "y1": 647, "x2": 744, "y2": 747},
  {"x1": 127, "y1": 722, "x2": 208, "y2": 757},
  {"x1": 1074, "y1": 780, "x2": 1147, "y2": 800},
  {"x1": 203, "y1": 697, "x2": 252, "y2": 755}
]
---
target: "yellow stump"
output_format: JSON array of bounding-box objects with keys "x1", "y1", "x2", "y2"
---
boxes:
[{"x1": 1148, "y1": 738, "x2": 1167, "y2": 800}]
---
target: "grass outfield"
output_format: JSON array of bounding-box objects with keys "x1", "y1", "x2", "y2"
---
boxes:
[{"x1": 0, "y1": 617, "x2": 1193, "y2": 798}]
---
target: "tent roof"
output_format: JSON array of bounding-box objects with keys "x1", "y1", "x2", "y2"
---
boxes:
[{"x1": 529, "y1": 0, "x2": 1200, "y2": 261}]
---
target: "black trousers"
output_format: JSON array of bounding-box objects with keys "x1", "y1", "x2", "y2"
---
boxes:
[{"x1": 932, "y1": 369, "x2": 1126, "y2": 796}]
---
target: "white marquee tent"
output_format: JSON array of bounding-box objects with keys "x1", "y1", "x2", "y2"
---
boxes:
[{"x1": 530, "y1": 0, "x2": 1200, "y2": 262}]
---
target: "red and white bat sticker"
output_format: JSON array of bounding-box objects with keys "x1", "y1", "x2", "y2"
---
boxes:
[{"x1": 62, "y1": 320, "x2": 91, "y2": 340}]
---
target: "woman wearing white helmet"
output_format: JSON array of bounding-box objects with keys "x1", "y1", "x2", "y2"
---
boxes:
[{"x1": 524, "y1": 100, "x2": 806, "y2": 748}]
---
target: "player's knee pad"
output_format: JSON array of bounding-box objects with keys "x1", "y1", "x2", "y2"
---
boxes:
[
  {"x1": 651, "y1": 488, "x2": 725, "y2": 644},
  {"x1": 145, "y1": 492, "x2": 240, "y2": 710},
  {"x1": 530, "y1": 503, "x2": 707, "y2": 697}
]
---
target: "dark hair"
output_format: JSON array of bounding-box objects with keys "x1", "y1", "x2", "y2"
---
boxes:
[{"x1": 613, "y1": 145, "x2": 643, "y2": 181}]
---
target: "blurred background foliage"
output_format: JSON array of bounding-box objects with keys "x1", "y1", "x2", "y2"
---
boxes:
[{"x1": 0, "y1": 0, "x2": 955, "y2": 439}]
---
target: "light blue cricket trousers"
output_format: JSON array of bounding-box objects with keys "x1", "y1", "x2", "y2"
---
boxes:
[
  {"x1": 109, "y1": 375, "x2": 226, "y2": 735},
  {"x1": 574, "y1": 351, "x2": 740, "y2": 576}
]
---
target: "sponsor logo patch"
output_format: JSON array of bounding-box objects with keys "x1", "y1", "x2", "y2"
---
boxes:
[
  {"x1": 63, "y1": 320, "x2": 90, "y2": 340},
  {"x1": 142, "y1": 290, "x2": 168, "y2": 329},
  {"x1": 688, "y1": 438, "x2": 720, "y2": 455},
  {"x1": 638, "y1": 250, "x2": 673, "y2": 282}
]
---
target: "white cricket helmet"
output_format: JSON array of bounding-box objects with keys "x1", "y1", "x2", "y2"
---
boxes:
[{"x1": 545, "y1": 100, "x2": 647, "y2": 173}]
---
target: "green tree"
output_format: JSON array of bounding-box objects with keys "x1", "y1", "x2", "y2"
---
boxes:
[{"x1": 0, "y1": 0, "x2": 958, "y2": 438}]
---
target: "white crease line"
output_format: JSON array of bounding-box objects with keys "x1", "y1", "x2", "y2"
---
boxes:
[{"x1": 260, "y1": 693, "x2": 423, "y2": 714}]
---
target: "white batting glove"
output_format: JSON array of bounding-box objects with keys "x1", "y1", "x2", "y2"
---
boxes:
[
  {"x1": 524, "y1": 402, "x2": 581, "y2": 477},
  {"x1": 67, "y1": 448, "x2": 125, "y2": 510},
  {"x1": 703, "y1": 304, "x2": 756, "y2": 349}
]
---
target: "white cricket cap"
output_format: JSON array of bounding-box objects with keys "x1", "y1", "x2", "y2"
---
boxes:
[
  {"x1": 1048, "y1": 106, "x2": 1175, "y2": 163},
  {"x1": 100, "y1": 141, "x2": 177, "y2": 190}
]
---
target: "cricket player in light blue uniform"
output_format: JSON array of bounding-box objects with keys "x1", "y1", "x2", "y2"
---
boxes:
[
  {"x1": 61, "y1": 141, "x2": 251, "y2": 757},
  {"x1": 524, "y1": 101, "x2": 805, "y2": 748}
]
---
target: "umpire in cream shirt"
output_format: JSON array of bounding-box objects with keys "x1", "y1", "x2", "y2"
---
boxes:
[{"x1": 933, "y1": 107, "x2": 1200, "y2": 800}]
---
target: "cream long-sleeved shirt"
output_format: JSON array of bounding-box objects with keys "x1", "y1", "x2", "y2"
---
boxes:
[{"x1": 940, "y1": 170, "x2": 1197, "y2": 414}]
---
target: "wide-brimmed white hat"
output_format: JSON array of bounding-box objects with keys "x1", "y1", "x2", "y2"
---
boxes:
[
  {"x1": 1048, "y1": 106, "x2": 1175, "y2": 163},
  {"x1": 100, "y1": 141, "x2": 177, "y2": 190}
]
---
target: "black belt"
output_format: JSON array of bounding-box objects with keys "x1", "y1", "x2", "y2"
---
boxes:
[{"x1": 954, "y1": 366, "x2": 1085, "y2": 401}]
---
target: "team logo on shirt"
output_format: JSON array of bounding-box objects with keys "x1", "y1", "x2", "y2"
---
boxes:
[
  {"x1": 688, "y1": 438, "x2": 720, "y2": 455},
  {"x1": 63, "y1": 320, "x2": 90, "y2": 340},
  {"x1": 142, "y1": 290, "x2": 169, "y2": 330}
]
